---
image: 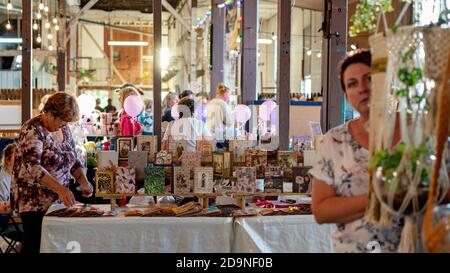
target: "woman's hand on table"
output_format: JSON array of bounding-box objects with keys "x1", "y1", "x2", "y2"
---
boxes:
[{"x1": 57, "y1": 187, "x2": 76, "y2": 207}]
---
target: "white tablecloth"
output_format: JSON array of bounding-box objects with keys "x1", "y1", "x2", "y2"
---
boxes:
[
  {"x1": 232, "y1": 215, "x2": 334, "y2": 253},
  {"x1": 41, "y1": 216, "x2": 234, "y2": 253}
]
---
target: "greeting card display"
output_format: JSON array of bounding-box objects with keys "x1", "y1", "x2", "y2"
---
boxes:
[
  {"x1": 293, "y1": 166, "x2": 313, "y2": 193},
  {"x1": 115, "y1": 167, "x2": 136, "y2": 194},
  {"x1": 173, "y1": 167, "x2": 192, "y2": 194},
  {"x1": 145, "y1": 165, "x2": 165, "y2": 194},
  {"x1": 213, "y1": 178, "x2": 236, "y2": 194},
  {"x1": 235, "y1": 167, "x2": 257, "y2": 193},
  {"x1": 155, "y1": 150, "x2": 173, "y2": 165},
  {"x1": 96, "y1": 151, "x2": 118, "y2": 168},
  {"x1": 277, "y1": 151, "x2": 298, "y2": 180},
  {"x1": 212, "y1": 151, "x2": 232, "y2": 178},
  {"x1": 95, "y1": 169, "x2": 114, "y2": 194},
  {"x1": 196, "y1": 140, "x2": 215, "y2": 164},
  {"x1": 245, "y1": 149, "x2": 267, "y2": 178},
  {"x1": 137, "y1": 135, "x2": 158, "y2": 163},
  {"x1": 128, "y1": 151, "x2": 148, "y2": 180},
  {"x1": 117, "y1": 137, "x2": 134, "y2": 161},
  {"x1": 180, "y1": 152, "x2": 202, "y2": 170},
  {"x1": 193, "y1": 167, "x2": 214, "y2": 193}
]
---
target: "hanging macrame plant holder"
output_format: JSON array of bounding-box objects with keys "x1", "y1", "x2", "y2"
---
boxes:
[{"x1": 368, "y1": 25, "x2": 450, "y2": 253}]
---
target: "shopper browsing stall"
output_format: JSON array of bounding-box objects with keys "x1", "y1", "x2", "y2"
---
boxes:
[
  {"x1": 310, "y1": 49, "x2": 403, "y2": 253},
  {"x1": 12, "y1": 92, "x2": 93, "y2": 253},
  {"x1": 205, "y1": 83, "x2": 233, "y2": 142},
  {"x1": 118, "y1": 86, "x2": 143, "y2": 136},
  {"x1": 0, "y1": 143, "x2": 15, "y2": 201}
]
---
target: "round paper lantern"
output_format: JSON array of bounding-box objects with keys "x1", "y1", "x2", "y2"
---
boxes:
[
  {"x1": 259, "y1": 99, "x2": 277, "y2": 121},
  {"x1": 234, "y1": 104, "x2": 251, "y2": 123},
  {"x1": 77, "y1": 94, "x2": 96, "y2": 115},
  {"x1": 124, "y1": 95, "x2": 143, "y2": 117}
]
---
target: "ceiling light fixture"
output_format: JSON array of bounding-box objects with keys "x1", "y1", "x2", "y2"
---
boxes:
[{"x1": 107, "y1": 41, "x2": 149, "y2": 46}]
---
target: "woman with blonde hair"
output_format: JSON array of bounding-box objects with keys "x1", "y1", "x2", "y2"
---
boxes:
[
  {"x1": 12, "y1": 92, "x2": 93, "y2": 253},
  {"x1": 205, "y1": 83, "x2": 233, "y2": 141}
]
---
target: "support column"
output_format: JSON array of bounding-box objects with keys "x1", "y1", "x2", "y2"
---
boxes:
[
  {"x1": 276, "y1": 0, "x2": 291, "y2": 150},
  {"x1": 241, "y1": 0, "x2": 258, "y2": 105},
  {"x1": 153, "y1": 0, "x2": 162, "y2": 150},
  {"x1": 57, "y1": 0, "x2": 66, "y2": 91},
  {"x1": 69, "y1": 22, "x2": 77, "y2": 93},
  {"x1": 22, "y1": 0, "x2": 33, "y2": 123},
  {"x1": 210, "y1": 0, "x2": 225, "y2": 98},
  {"x1": 190, "y1": 0, "x2": 197, "y2": 92},
  {"x1": 320, "y1": 0, "x2": 347, "y2": 132}
]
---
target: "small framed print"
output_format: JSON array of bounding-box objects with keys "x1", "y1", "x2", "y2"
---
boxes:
[
  {"x1": 128, "y1": 151, "x2": 148, "y2": 180},
  {"x1": 95, "y1": 169, "x2": 115, "y2": 195},
  {"x1": 97, "y1": 151, "x2": 118, "y2": 169},
  {"x1": 155, "y1": 151, "x2": 173, "y2": 166},
  {"x1": 196, "y1": 140, "x2": 215, "y2": 164},
  {"x1": 309, "y1": 121, "x2": 323, "y2": 136},
  {"x1": 264, "y1": 165, "x2": 283, "y2": 178},
  {"x1": 137, "y1": 135, "x2": 158, "y2": 163},
  {"x1": 173, "y1": 167, "x2": 192, "y2": 194},
  {"x1": 193, "y1": 167, "x2": 214, "y2": 193},
  {"x1": 277, "y1": 151, "x2": 298, "y2": 180},
  {"x1": 180, "y1": 152, "x2": 202, "y2": 170},
  {"x1": 212, "y1": 151, "x2": 232, "y2": 178},
  {"x1": 293, "y1": 166, "x2": 313, "y2": 193},
  {"x1": 229, "y1": 140, "x2": 255, "y2": 164},
  {"x1": 145, "y1": 165, "x2": 165, "y2": 194},
  {"x1": 264, "y1": 177, "x2": 284, "y2": 193},
  {"x1": 245, "y1": 149, "x2": 267, "y2": 178},
  {"x1": 115, "y1": 167, "x2": 136, "y2": 194},
  {"x1": 117, "y1": 137, "x2": 134, "y2": 161},
  {"x1": 283, "y1": 182, "x2": 293, "y2": 193},
  {"x1": 235, "y1": 167, "x2": 256, "y2": 193}
]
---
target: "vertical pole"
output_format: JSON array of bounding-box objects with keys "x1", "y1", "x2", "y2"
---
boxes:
[
  {"x1": 210, "y1": 0, "x2": 225, "y2": 98},
  {"x1": 69, "y1": 22, "x2": 77, "y2": 93},
  {"x1": 153, "y1": 0, "x2": 162, "y2": 150},
  {"x1": 190, "y1": 0, "x2": 198, "y2": 92},
  {"x1": 57, "y1": 0, "x2": 66, "y2": 91},
  {"x1": 241, "y1": 0, "x2": 258, "y2": 105},
  {"x1": 277, "y1": 0, "x2": 291, "y2": 150},
  {"x1": 22, "y1": 0, "x2": 33, "y2": 123},
  {"x1": 321, "y1": 0, "x2": 347, "y2": 132}
]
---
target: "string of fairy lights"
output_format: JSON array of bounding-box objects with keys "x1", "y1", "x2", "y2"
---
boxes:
[{"x1": 3, "y1": 0, "x2": 60, "y2": 51}]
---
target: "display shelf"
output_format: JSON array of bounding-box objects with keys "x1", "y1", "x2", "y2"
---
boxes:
[{"x1": 96, "y1": 192, "x2": 311, "y2": 210}]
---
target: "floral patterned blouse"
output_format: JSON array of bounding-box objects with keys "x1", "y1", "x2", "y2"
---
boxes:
[
  {"x1": 12, "y1": 115, "x2": 81, "y2": 213},
  {"x1": 309, "y1": 121, "x2": 403, "y2": 253}
]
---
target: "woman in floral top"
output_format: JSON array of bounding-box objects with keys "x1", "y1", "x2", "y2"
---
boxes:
[
  {"x1": 310, "y1": 50, "x2": 403, "y2": 253},
  {"x1": 12, "y1": 92, "x2": 93, "y2": 253}
]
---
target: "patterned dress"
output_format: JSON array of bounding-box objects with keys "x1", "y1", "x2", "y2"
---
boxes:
[
  {"x1": 309, "y1": 121, "x2": 403, "y2": 253},
  {"x1": 12, "y1": 115, "x2": 81, "y2": 213}
]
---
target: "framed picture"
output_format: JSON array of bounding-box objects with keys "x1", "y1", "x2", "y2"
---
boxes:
[
  {"x1": 193, "y1": 167, "x2": 214, "y2": 193},
  {"x1": 173, "y1": 167, "x2": 192, "y2": 194},
  {"x1": 137, "y1": 135, "x2": 158, "y2": 163},
  {"x1": 235, "y1": 167, "x2": 256, "y2": 193},
  {"x1": 293, "y1": 166, "x2": 313, "y2": 193},
  {"x1": 264, "y1": 165, "x2": 283, "y2": 178},
  {"x1": 213, "y1": 151, "x2": 232, "y2": 178},
  {"x1": 128, "y1": 151, "x2": 148, "y2": 180},
  {"x1": 245, "y1": 149, "x2": 267, "y2": 179},
  {"x1": 283, "y1": 182, "x2": 293, "y2": 193},
  {"x1": 115, "y1": 167, "x2": 136, "y2": 194},
  {"x1": 117, "y1": 137, "x2": 134, "y2": 161},
  {"x1": 155, "y1": 151, "x2": 173, "y2": 166},
  {"x1": 180, "y1": 152, "x2": 202, "y2": 170},
  {"x1": 229, "y1": 140, "x2": 255, "y2": 164},
  {"x1": 96, "y1": 151, "x2": 118, "y2": 169},
  {"x1": 277, "y1": 151, "x2": 298, "y2": 180},
  {"x1": 196, "y1": 140, "x2": 215, "y2": 164},
  {"x1": 95, "y1": 169, "x2": 115, "y2": 195},
  {"x1": 264, "y1": 177, "x2": 285, "y2": 193},
  {"x1": 144, "y1": 165, "x2": 165, "y2": 194}
]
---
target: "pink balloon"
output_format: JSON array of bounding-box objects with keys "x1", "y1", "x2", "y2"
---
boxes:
[
  {"x1": 270, "y1": 108, "x2": 277, "y2": 124},
  {"x1": 259, "y1": 100, "x2": 277, "y2": 121},
  {"x1": 124, "y1": 95, "x2": 143, "y2": 117},
  {"x1": 234, "y1": 104, "x2": 251, "y2": 123},
  {"x1": 171, "y1": 103, "x2": 180, "y2": 120}
]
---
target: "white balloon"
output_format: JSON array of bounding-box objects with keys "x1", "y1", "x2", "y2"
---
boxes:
[{"x1": 77, "y1": 94, "x2": 96, "y2": 115}]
